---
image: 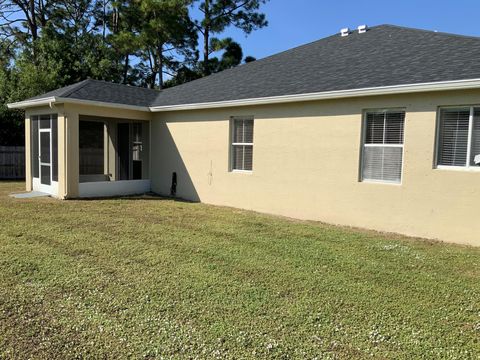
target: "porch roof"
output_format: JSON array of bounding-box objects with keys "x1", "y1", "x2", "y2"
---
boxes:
[{"x1": 7, "y1": 79, "x2": 158, "y2": 111}]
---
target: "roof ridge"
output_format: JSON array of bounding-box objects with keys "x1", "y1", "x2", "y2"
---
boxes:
[
  {"x1": 86, "y1": 78, "x2": 161, "y2": 93},
  {"x1": 60, "y1": 79, "x2": 92, "y2": 98},
  {"x1": 376, "y1": 24, "x2": 480, "y2": 41}
]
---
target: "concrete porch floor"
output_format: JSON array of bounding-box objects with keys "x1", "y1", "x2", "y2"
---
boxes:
[{"x1": 10, "y1": 191, "x2": 50, "y2": 199}]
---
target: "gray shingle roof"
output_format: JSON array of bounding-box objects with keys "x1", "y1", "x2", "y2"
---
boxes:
[
  {"x1": 152, "y1": 24, "x2": 480, "y2": 107},
  {"x1": 29, "y1": 79, "x2": 159, "y2": 108},
  {"x1": 17, "y1": 25, "x2": 480, "y2": 109}
]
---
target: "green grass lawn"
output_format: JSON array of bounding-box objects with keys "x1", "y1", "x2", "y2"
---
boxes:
[{"x1": 0, "y1": 182, "x2": 478, "y2": 359}]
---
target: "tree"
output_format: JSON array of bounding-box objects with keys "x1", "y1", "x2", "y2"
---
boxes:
[
  {"x1": 200, "y1": 37, "x2": 242, "y2": 73},
  {"x1": 106, "y1": 0, "x2": 142, "y2": 84},
  {"x1": 163, "y1": 64, "x2": 201, "y2": 88},
  {"x1": 194, "y1": 0, "x2": 268, "y2": 75},
  {"x1": 0, "y1": 0, "x2": 58, "y2": 61},
  {"x1": 135, "y1": 0, "x2": 197, "y2": 89},
  {"x1": 165, "y1": 38, "x2": 253, "y2": 87},
  {"x1": 47, "y1": 0, "x2": 116, "y2": 82},
  {"x1": 0, "y1": 0, "x2": 270, "y2": 146},
  {"x1": 0, "y1": 41, "x2": 23, "y2": 146}
]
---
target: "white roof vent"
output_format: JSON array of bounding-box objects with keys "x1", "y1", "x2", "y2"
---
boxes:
[
  {"x1": 340, "y1": 28, "x2": 350, "y2": 37},
  {"x1": 358, "y1": 24, "x2": 368, "y2": 34}
]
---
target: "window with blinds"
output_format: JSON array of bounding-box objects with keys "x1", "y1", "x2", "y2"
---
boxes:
[
  {"x1": 437, "y1": 107, "x2": 480, "y2": 168},
  {"x1": 231, "y1": 117, "x2": 254, "y2": 171},
  {"x1": 361, "y1": 110, "x2": 405, "y2": 183}
]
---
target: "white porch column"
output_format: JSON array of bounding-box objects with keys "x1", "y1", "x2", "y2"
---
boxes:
[{"x1": 24, "y1": 116, "x2": 32, "y2": 192}]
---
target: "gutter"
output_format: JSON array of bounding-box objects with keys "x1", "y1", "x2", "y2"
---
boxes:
[
  {"x1": 7, "y1": 96, "x2": 150, "y2": 112},
  {"x1": 7, "y1": 96, "x2": 57, "y2": 109},
  {"x1": 7, "y1": 78, "x2": 480, "y2": 112}
]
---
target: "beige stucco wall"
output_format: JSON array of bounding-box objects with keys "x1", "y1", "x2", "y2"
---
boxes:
[{"x1": 151, "y1": 89, "x2": 480, "y2": 246}]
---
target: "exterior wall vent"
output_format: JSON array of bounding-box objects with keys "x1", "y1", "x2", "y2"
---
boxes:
[
  {"x1": 340, "y1": 28, "x2": 350, "y2": 37},
  {"x1": 358, "y1": 25, "x2": 368, "y2": 34}
]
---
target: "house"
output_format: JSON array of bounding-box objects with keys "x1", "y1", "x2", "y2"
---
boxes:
[{"x1": 7, "y1": 24, "x2": 480, "y2": 247}]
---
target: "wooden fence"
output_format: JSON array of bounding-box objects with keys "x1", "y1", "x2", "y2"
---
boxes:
[{"x1": 0, "y1": 146, "x2": 25, "y2": 179}]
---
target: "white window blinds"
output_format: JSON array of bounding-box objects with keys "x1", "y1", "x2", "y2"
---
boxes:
[
  {"x1": 231, "y1": 117, "x2": 254, "y2": 171},
  {"x1": 437, "y1": 107, "x2": 480, "y2": 168},
  {"x1": 362, "y1": 110, "x2": 405, "y2": 183},
  {"x1": 471, "y1": 109, "x2": 480, "y2": 166}
]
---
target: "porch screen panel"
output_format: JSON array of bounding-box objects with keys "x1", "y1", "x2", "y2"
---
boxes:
[
  {"x1": 79, "y1": 121, "x2": 104, "y2": 175},
  {"x1": 132, "y1": 123, "x2": 143, "y2": 180},
  {"x1": 437, "y1": 108, "x2": 470, "y2": 167},
  {"x1": 39, "y1": 115, "x2": 50, "y2": 129},
  {"x1": 41, "y1": 165, "x2": 51, "y2": 185},
  {"x1": 52, "y1": 115, "x2": 58, "y2": 181},
  {"x1": 31, "y1": 116, "x2": 39, "y2": 178}
]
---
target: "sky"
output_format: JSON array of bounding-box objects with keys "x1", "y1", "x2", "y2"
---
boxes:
[{"x1": 213, "y1": 0, "x2": 480, "y2": 61}]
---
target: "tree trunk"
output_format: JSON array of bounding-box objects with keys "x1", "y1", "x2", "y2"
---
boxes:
[
  {"x1": 102, "y1": 0, "x2": 107, "y2": 42},
  {"x1": 28, "y1": 0, "x2": 37, "y2": 41},
  {"x1": 112, "y1": 7, "x2": 119, "y2": 33},
  {"x1": 203, "y1": 0, "x2": 210, "y2": 75},
  {"x1": 38, "y1": 0, "x2": 47, "y2": 27},
  {"x1": 157, "y1": 44, "x2": 163, "y2": 89},
  {"x1": 148, "y1": 73, "x2": 156, "y2": 89},
  {"x1": 146, "y1": 49, "x2": 156, "y2": 89},
  {"x1": 27, "y1": 0, "x2": 38, "y2": 62},
  {"x1": 123, "y1": 54, "x2": 129, "y2": 84}
]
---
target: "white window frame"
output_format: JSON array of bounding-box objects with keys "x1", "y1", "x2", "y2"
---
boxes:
[
  {"x1": 230, "y1": 116, "x2": 254, "y2": 173},
  {"x1": 436, "y1": 105, "x2": 480, "y2": 172},
  {"x1": 360, "y1": 108, "x2": 406, "y2": 185}
]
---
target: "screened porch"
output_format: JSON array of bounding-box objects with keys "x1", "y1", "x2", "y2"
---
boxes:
[{"x1": 77, "y1": 115, "x2": 150, "y2": 198}]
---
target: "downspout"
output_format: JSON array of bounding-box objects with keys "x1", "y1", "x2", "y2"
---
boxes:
[
  {"x1": 149, "y1": 119, "x2": 152, "y2": 184},
  {"x1": 64, "y1": 113, "x2": 68, "y2": 199}
]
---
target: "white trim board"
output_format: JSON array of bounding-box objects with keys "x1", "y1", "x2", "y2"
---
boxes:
[
  {"x1": 78, "y1": 179, "x2": 151, "y2": 198},
  {"x1": 8, "y1": 78, "x2": 480, "y2": 112},
  {"x1": 7, "y1": 96, "x2": 150, "y2": 112}
]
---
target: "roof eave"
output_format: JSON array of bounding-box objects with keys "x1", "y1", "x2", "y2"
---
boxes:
[
  {"x1": 8, "y1": 78, "x2": 480, "y2": 113},
  {"x1": 149, "y1": 78, "x2": 480, "y2": 112},
  {"x1": 7, "y1": 97, "x2": 57, "y2": 109},
  {"x1": 7, "y1": 96, "x2": 150, "y2": 112}
]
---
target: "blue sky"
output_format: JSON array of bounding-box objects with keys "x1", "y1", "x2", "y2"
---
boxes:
[{"x1": 210, "y1": 0, "x2": 480, "y2": 60}]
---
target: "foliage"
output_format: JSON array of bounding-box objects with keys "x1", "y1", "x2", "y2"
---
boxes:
[
  {"x1": 135, "y1": 0, "x2": 198, "y2": 89},
  {"x1": 0, "y1": 181, "x2": 478, "y2": 358},
  {"x1": 0, "y1": 0, "x2": 268, "y2": 144},
  {"x1": 194, "y1": 0, "x2": 268, "y2": 74}
]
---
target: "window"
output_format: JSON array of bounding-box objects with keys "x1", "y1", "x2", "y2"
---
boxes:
[
  {"x1": 361, "y1": 110, "x2": 405, "y2": 183},
  {"x1": 436, "y1": 107, "x2": 480, "y2": 168},
  {"x1": 231, "y1": 117, "x2": 254, "y2": 171}
]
